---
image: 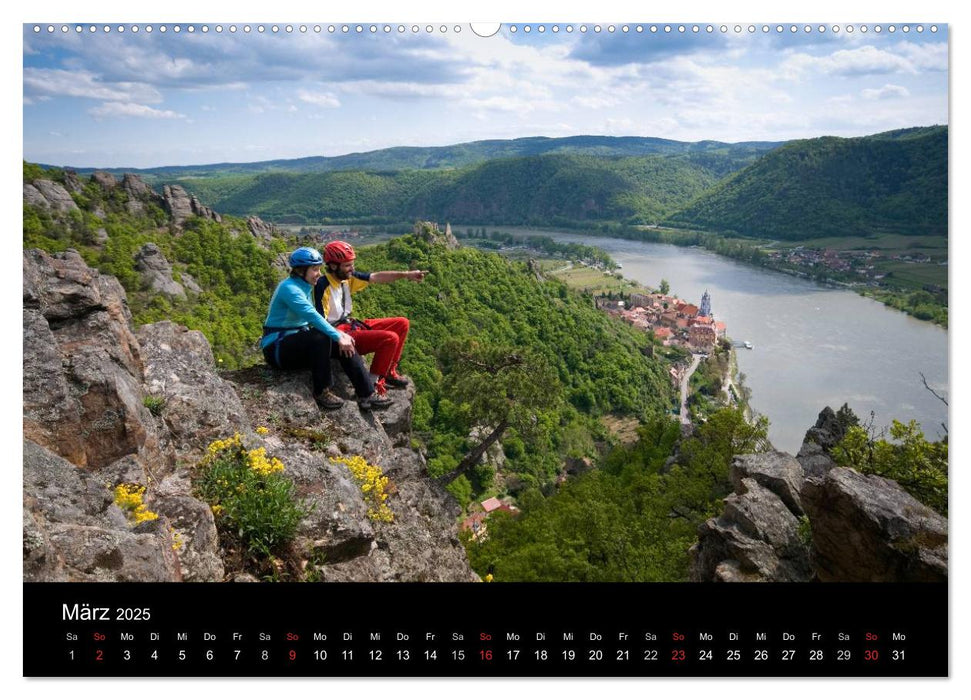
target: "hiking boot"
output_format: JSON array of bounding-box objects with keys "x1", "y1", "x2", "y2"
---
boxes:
[
  {"x1": 314, "y1": 390, "x2": 344, "y2": 410},
  {"x1": 358, "y1": 392, "x2": 393, "y2": 410},
  {"x1": 385, "y1": 372, "x2": 408, "y2": 389}
]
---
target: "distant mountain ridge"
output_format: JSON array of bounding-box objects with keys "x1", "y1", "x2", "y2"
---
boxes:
[
  {"x1": 667, "y1": 125, "x2": 948, "y2": 239},
  {"x1": 50, "y1": 134, "x2": 783, "y2": 178}
]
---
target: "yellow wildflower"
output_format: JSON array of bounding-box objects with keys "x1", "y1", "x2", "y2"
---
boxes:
[
  {"x1": 247, "y1": 447, "x2": 284, "y2": 475},
  {"x1": 331, "y1": 455, "x2": 394, "y2": 523},
  {"x1": 113, "y1": 483, "x2": 159, "y2": 525},
  {"x1": 256, "y1": 426, "x2": 269, "y2": 436}
]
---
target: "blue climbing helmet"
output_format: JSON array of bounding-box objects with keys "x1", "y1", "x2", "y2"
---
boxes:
[{"x1": 289, "y1": 246, "x2": 324, "y2": 268}]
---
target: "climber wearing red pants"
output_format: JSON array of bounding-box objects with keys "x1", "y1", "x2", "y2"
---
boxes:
[{"x1": 314, "y1": 240, "x2": 427, "y2": 395}]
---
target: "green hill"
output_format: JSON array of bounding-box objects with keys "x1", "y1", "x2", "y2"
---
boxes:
[
  {"x1": 666, "y1": 126, "x2": 948, "y2": 240},
  {"x1": 176, "y1": 152, "x2": 760, "y2": 226}
]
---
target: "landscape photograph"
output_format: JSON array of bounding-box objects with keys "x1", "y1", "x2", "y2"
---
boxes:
[{"x1": 22, "y1": 21, "x2": 948, "y2": 587}]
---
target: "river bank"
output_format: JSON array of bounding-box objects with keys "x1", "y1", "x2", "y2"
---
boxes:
[
  {"x1": 509, "y1": 229, "x2": 948, "y2": 454},
  {"x1": 453, "y1": 222, "x2": 947, "y2": 329}
]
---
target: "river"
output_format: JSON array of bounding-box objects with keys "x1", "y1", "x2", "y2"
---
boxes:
[{"x1": 505, "y1": 230, "x2": 949, "y2": 454}]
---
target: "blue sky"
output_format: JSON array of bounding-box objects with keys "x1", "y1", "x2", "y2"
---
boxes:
[{"x1": 23, "y1": 21, "x2": 948, "y2": 168}]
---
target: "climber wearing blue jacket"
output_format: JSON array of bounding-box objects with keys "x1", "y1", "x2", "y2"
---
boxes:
[{"x1": 261, "y1": 247, "x2": 391, "y2": 410}]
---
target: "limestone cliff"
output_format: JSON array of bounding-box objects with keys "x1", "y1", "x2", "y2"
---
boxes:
[{"x1": 22, "y1": 249, "x2": 476, "y2": 583}]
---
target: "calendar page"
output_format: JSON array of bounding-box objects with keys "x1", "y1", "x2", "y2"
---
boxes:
[{"x1": 21, "y1": 17, "x2": 949, "y2": 678}]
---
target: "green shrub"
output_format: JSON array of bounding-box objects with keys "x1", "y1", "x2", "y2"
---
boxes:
[{"x1": 195, "y1": 434, "x2": 308, "y2": 558}]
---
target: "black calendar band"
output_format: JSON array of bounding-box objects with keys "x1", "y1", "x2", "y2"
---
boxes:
[{"x1": 23, "y1": 582, "x2": 947, "y2": 677}]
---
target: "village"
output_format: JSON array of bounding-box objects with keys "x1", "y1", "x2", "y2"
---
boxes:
[
  {"x1": 597, "y1": 289, "x2": 727, "y2": 352},
  {"x1": 764, "y1": 245, "x2": 944, "y2": 288}
]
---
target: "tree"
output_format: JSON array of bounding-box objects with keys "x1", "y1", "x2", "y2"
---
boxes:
[
  {"x1": 832, "y1": 419, "x2": 947, "y2": 515},
  {"x1": 659, "y1": 279, "x2": 670, "y2": 295},
  {"x1": 435, "y1": 339, "x2": 559, "y2": 485}
]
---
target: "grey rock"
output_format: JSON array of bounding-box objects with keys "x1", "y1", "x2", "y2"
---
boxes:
[
  {"x1": 23, "y1": 308, "x2": 87, "y2": 466},
  {"x1": 796, "y1": 440, "x2": 837, "y2": 478},
  {"x1": 23, "y1": 183, "x2": 48, "y2": 209},
  {"x1": 92, "y1": 171, "x2": 118, "y2": 190},
  {"x1": 94, "y1": 228, "x2": 109, "y2": 244},
  {"x1": 134, "y1": 243, "x2": 186, "y2": 298},
  {"x1": 152, "y1": 486, "x2": 224, "y2": 582},
  {"x1": 690, "y1": 478, "x2": 812, "y2": 582},
  {"x1": 190, "y1": 195, "x2": 222, "y2": 223},
  {"x1": 136, "y1": 321, "x2": 249, "y2": 457},
  {"x1": 731, "y1": 451, "x2": 805, "y2": 516},
  {"x1": 247, "y1": 216, "x2": 275, "y2": 241},
  {"x1": 121, "y1": 174, "x2": 160, "y2": 216},
  {"x1": 180, "y1": 272, "x2": 203, "y2": 294},
  {"x1": 162, "y1": 184, "x2": 221, "y2": 225},
  {"x1": 33, "y1": 179, "x2": 79, "y2": 213},
  {"x1": 23, "y1": 439, "x2": 112, "y2": 527},
  {"x1": 122, "y1": 173, "x2": 157, "y2": 200},
  {"x1": 47, "y1": 522, "x2": 181, "y2": 582},
  {"x1": 801, "y1": 468, "x2": 947, "y2": 582},
  {"x1": 163, "y1": 184, "x2": 194, "y2": 224},
  {"x1": 23, "y1": 249, "x2": 161, "y2": 469},
  {"x1": 63, "y1": 169, "x2": 84, "y2": 193},
  {"x1": 801, "y1": 405, "x2": 851, "y2": 450},
  {"x1": 23, "y1": 505, "x2": 65, "y2": 581},
  {"x1": 23, "y1": 440, "x2": 181, "y2": 582}
]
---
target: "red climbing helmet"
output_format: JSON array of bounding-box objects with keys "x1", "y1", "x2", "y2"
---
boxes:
[{"x1": 324, "y1": 240, "x2": 356, "y2": 264}]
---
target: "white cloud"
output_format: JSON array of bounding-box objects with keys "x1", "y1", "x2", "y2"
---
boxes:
[
  {"x1": 780, "y1": 45, "x2": 920, "y2": 79},
  {"x1": 24, "y1": 68, "x2": 162, "y2": 103},
  {"x1": 862, "y1": 84, "x2": 911, "y2": 100},
  {"x1": 88, "y1": 102, "x2": 185, "y2": 119},
  {"x1": 297, "y1": 89, "x2": 341, "y2": 107},
  {"x1": 573, "y1": 94, "x2": 621, "y2": 110},
  {"x1": 896, "y1": 41, "x2": 949, "y2": 72}
]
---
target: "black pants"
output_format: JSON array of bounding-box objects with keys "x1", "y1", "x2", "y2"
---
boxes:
[{"x1": 263, "y1": 329, "x2": 372, "y2": 398}]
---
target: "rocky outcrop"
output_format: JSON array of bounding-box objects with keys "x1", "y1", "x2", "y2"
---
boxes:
[
  {"x1": 136, "y1": 321, "x2": 249, "y2": 457},
  {"x1": 23, "y1": 179, "x2": 79, "y2": 213},
  {"x1": 162, "y1": 185, "x2": 194, "y2": 224},
  {"x1": 23, "y1": 183, "x2": 48, "y2": 209},
  {"x1": 91, "y1": 171, "x2": 118, "y2": 191},
  {"x1": 690, "y1": 452, "x2": 812, "y2": 582},
  {"x1": 414, "y1": 221, "x2": 459, "y2": 250},
  {"x1": 122, "y1": 174, "x2": 162, "y2": 215},
  {"x1": 23, "y1": 247, "x2": 475, "y2": 583},
  {"x1": 691, "y1": 410, "x2": 948, "y2": 583},
  {"x1": 163, "y1": 184, "x2": 222, "y2": 226},
  {"x1": 180, "y1": 272, "x2": 203, "y2": 295},
  {"x1": 23, "y1": 248, "x2": 162, "y2": 470},
  {"x1": 247, "y1": 216, "x2": 276, "y2": 241},
  {"x1": 63, "y1": 169, "x2": 84, "y2": 194},
  {"x1": 802, "y1": 468, "x2": 947, "y2": 582},
  {"x1": 797, "y1": 405, "x2": 854, "y2": 477},
  {"x1": 134, "y1": 243, "x2": 186, "y2": 298},
  {"x1": 23, "y1": 439, "x2": 182, "y2": 582},
  {"x1": 222, "y1": 366, "x2": 474, "y2": 581}
]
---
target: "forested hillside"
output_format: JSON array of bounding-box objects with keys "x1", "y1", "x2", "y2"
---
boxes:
[
  {"x1": 177, "y1": 152, "x2": 754, "y2": 226},
  {"x1": 667, "y1": 126, "x2": 948, "y2": 239}
]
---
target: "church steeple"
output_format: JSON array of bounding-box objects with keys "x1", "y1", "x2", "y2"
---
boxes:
[{"x1": 700, "y1": 289, "x2": 711, "y2": 317}]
